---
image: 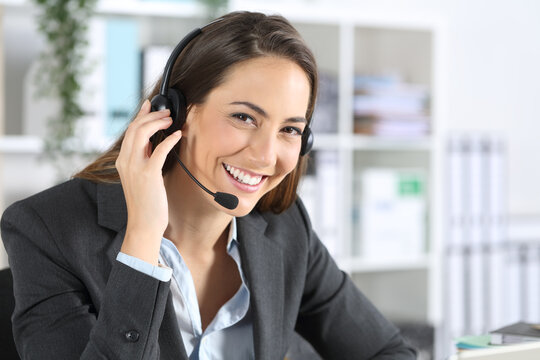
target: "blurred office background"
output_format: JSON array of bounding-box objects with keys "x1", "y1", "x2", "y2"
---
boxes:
[{"x1": 1, "y1": 0, "x2": 540, "y2": 359}]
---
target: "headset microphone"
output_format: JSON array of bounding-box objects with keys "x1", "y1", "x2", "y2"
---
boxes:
[{"x1": 170, "y1": 149, "x2": 239, "y2": 210}]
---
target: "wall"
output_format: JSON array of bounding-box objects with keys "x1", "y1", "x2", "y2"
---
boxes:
[{"x1": 444, "y1": 0, "x2": 540, "y2": 216}]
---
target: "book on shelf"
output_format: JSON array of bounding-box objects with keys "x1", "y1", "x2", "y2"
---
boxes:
[
  {"x1": 454, "y1": 335, "x2": 492, "y2": 350},
  {"x1": 352, "y1": 74, "x2": 430, "y2": 138},
  {"x1": 490, "y1": 321, "x2": 540, "y2": 345},
  {"x1": 311, "y1": 72, "x2": 338, "y2": 134}
]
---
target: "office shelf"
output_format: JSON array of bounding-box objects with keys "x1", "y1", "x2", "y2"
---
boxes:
[
  {"x1": 0, "y1": 135, "x2": 43, "y2": 154},
  {"x1": 338, "y1": 255, "x2": 431, "y2": 274}
]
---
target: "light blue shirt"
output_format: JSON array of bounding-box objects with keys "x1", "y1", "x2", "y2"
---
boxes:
[{"x1": 116, "y1": 218, "x2": 254, "y2": 359}]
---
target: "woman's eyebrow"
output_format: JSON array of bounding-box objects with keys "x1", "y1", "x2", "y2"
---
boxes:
[
  {"x1": 229, "y1": 101, "x2": 267, "y2": 117},
  {"x1": 287, "y1": 117, "x2": 307, "y2": 124},
  {"x1": 229, "y1": 101, "x2": 307, "y2": 124}
]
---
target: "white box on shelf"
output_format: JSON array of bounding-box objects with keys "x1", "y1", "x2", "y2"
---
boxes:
[{"x1": 359, "y1": 167, "x2": 426, "y2": 261}]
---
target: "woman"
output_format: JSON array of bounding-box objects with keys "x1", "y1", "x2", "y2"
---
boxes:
[{"x1": 1, "y1": 11, "x2": 416, "y2": 359}]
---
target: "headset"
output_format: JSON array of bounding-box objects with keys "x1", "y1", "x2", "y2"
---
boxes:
[{"x1": 150, "y1": 24, "x2": 314, "y2": 210}]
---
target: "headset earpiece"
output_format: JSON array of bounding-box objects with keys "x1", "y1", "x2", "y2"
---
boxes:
[
  {"x1": 150, "y1": 93, "x2": 171, "y2": 112},
  {"x1": 165, "y1": 88, "x2": 187, "y2": 135},
  {"x1": 300, "y1": 126, "x2": 313, "y2": 156},
  {"x1": 150, "y1": 88, "x2": 187, "y2": 136}
]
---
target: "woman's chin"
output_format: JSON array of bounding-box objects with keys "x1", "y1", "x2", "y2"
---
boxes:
[{"x1": 220, "y1": 198, "x2": 258, "y2": 217}]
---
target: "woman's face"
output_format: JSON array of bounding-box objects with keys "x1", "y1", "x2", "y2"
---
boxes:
[{"x1": 180, "y1": 56, "x2": 311, "y2": 216}]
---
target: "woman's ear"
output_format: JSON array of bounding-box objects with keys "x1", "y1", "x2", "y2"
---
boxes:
[{"x1": 182, "y1": 105, "x2": 198, "y2": 135}]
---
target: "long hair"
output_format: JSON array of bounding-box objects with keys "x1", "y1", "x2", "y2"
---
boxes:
[{"x1": 74, "y1": 11, "x2": 318, "y2": 213}]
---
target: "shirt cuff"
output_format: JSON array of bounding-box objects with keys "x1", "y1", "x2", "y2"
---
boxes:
[{"x1": 116, "y1": 252, "x2": 172, "y2": 282}]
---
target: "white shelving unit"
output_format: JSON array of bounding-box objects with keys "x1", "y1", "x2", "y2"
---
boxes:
[
  {"x1": 1, "y1": 0, "x2": 448, "y2": 357},
  {"x1": 286, "y1": 11, "x2": 447, "y2": 338}
]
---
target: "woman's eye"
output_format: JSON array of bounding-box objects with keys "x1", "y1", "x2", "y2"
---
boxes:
[
  {"x1": 233, "y1": 113, "x2": 255, "y2": 124},
  {"x1": 282, "y1": 126, "x2": 303, "y2": 136}
]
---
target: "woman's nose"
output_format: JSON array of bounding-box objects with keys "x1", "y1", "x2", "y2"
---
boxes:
[{"x1": 248, "y1": 131, "x2": 277, "y2": 168}]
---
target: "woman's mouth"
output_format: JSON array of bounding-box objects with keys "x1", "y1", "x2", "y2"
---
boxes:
[{"x1": 224, "y1": 164, "x2": 264, "y2": 186}]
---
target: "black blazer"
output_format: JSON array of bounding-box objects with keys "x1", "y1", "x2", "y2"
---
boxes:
[{"x1": 1, "y1": 178, "x2": 416, "y2": 359}]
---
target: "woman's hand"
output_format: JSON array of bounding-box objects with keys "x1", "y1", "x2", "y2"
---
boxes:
[{"x1": 116, "y1": 99, "x2": 182, "y2": 265}]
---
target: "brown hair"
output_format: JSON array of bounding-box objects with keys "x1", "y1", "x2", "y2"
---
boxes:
[{"x1": 75, "y1": 11, "x2": 318, "y2": 213}]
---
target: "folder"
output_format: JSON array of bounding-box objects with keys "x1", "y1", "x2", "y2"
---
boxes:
[{"x1": 490, "y1": 321, "x2": 540, "y2": 345}]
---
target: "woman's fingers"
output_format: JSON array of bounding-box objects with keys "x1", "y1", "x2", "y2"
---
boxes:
[
  {"x1": 149, "y1": 130, "x2": 182, "y2": 171},
  {"x1": 121, "y1": 100, "x2": 172, "y2": 158},
  {"x1": 132, "y1": 100, "x2": 170, "y2": 126},
  {"x1": 117, "y1": 97, "x2": 181, "y2": 174},
  {"x1": 126, "y1": 111, "x2": 172, "y2": 142},
  {"x1": 136, "y1": 98, "x2": 152, "y2": 117}
]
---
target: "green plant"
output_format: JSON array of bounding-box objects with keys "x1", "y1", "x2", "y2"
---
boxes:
[
  {"x1": 198, "y1": 0, "x2": 228, "y2": 19},
  {"x1": 32, "y1": 0, "x2": 98, "y2": 170}
]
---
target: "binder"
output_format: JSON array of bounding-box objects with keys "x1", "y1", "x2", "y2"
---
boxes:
[
  {"x1": 316, "y1": 151, "x2": 341, "y2": 257},
  {"x1": 468, "y1": 135, "x2": 485, "y2": 335},
  {"x1": 446, "y1": 135, "x2": 467, "y2": 339},
  {"x1": 486, "y1": 136, "x2": 507, "y2": 330},
  {"x1": 525, "y1": 245, "x2": 540, "y2": 323},
  {"x1": 105, "y1": 18, "x2": 141, "y2": 138},
  {"x1": 507, "y1": 244, "x2": 524, "y2": 324},
  {"x1": 444, "y1": 133, "x2": 509, "y2": 352}
]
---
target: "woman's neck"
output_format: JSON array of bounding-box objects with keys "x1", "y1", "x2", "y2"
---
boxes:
[{"x1": 163, "y1": 165, "x2": 233, "y2": 257}]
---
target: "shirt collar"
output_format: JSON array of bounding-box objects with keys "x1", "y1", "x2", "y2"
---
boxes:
[{"x1": 226, "y1": 217, "x2": 238, "y2": 253}]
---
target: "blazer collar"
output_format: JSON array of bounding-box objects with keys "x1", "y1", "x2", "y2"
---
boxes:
[{"x1": 96, "y1": 182, "x2": 127, "y2": 232}]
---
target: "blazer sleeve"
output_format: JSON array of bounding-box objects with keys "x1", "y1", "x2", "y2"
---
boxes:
[
  {"x1": 293, "y1": 200, "x2": 417, "y2": 359},
  {"x1": 1, "y1": 200, "x2": 170, "y2": 360}
]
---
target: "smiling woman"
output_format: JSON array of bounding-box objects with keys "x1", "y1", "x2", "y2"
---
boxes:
[
  {"x1": 1, "y1": 11, "x2": 417, "y2": 360},
  {"x1": 178, "y1": 56, "x2": 310, "y2": 215}
]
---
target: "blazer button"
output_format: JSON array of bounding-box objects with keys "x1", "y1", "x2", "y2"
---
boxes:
[{"x1": 125, "y1": 330, "x2": 140, "y2": 342}]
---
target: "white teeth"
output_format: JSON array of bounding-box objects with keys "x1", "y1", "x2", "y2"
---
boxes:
[
  {"x1": 239, "y1": 172, "x2": 247, "y2": 182},
  {"x1": 224, "y1": 164, "x2": 263, "y2": 185}
]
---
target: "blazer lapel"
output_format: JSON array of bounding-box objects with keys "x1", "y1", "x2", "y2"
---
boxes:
[
  {"x1": 95, "y1": 182, "x2": 187, "y2": 359},
  {"x1": 237, "y1": 213, "x2": 284, "y2": 360},
  {"x1": 159, "y1": 294, "x2": 189, "y2": 360}
]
